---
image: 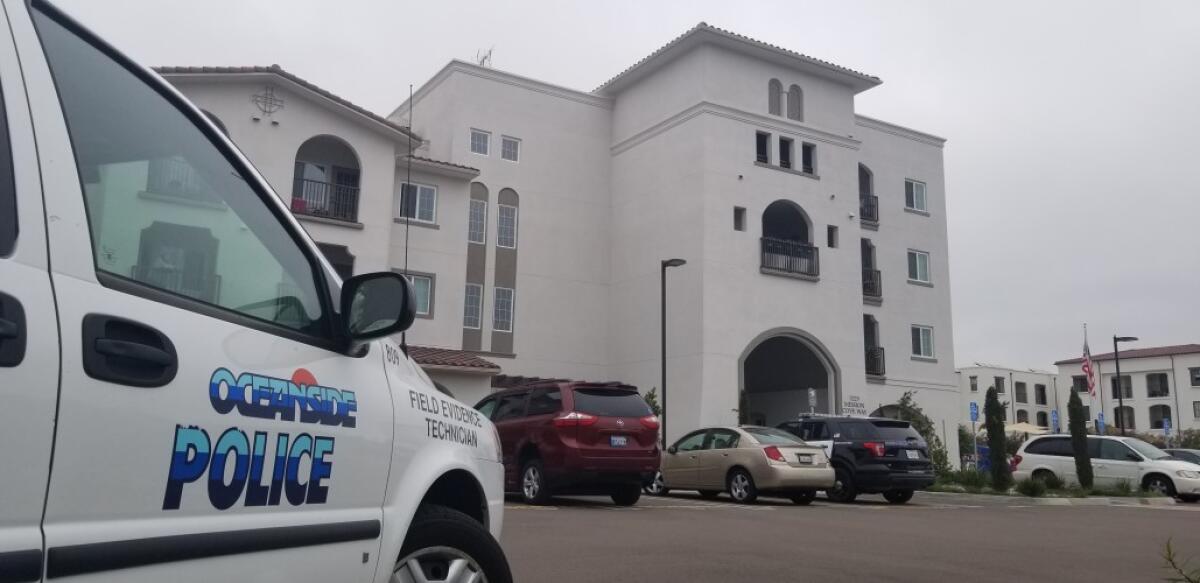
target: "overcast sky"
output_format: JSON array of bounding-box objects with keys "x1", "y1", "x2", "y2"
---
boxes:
[{"x1": 55, "y1": 0, "x2": 1200, "y2": 371}]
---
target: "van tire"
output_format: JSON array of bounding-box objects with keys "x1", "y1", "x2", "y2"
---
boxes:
[
  {"x1": 1143, "y1": 474, "x2": 1177, "y2": 498},
  {"x1": 826, "y1": 466, "x2": 858, "y2": 503},
  {"x1": 790, "y1": 490, "x2": 817, "y2": 505},
  {"x1": 611, "y1": 484, "x2": 642, "y2": 506},
  {"x1": 883, "y1": 489, "x2": 914, "y2": 504},
  {"x1": 520, "y1": 459, "x2": 551, "y2": 505},
  {"x1": 393, "y1": 504, "x2": 512, "y2": 583}
]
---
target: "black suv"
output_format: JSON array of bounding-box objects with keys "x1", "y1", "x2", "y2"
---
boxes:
[{"x1": 777, "y1": 416, "x2": 934, "y2": 504}]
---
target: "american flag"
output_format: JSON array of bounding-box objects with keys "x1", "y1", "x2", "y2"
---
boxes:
[{"x1": 1081, "y1": 338, "x2": 1096, "y2": 397}]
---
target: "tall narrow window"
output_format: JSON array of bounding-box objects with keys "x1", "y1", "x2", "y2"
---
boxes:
[
  {"x1": 397, "y1": 182, "x2": 437, "y2": 223},
  {"x1": 801, "y1": 143, "x2": 816, "y2": 174},
  {"x1": 1035, "y1": 384, "x2": 1047, "y2": 405},
  {"x1": 1111, "y1": 375, "x2": 1132, "y2": 399},
  {"x1": 778, "y1": 137, "x2": 793, "y2": 169},
  {"x1": 497, "y1": 204, "x2": 518, "y2": 249},
  {"x1": 463, "y1": 284, "x2": 483, "y2": 329},
  {"x1": 905, "y1": 179, "x2": 927, "y2": 212},
  {"x1": 911, "y1": 325, "x2": 934, "y2": 358},
  {"x1": 1015, "y1": 382, "x2": 1028, "y2": 404},
  {"x1": 786, "y1": 85, "x2": 803, "y2": 121},
  {"x1": 755, "y1": 131, "x2": 770, "y2": 164},
  {"x1": 493, "y1": 287, "x2": 514, "y2": 332},
  {"x1": 403, "y1": 274, "x2": 433, "y2": 316},
  {"x1": 470, "y1": 129, "x2": 490, "y2": 156},
  {"x1": 501, "y1": 136, "x2": 520, "y2": 162},
  {"x1": 767, "y1": 79, "x2": 782, "y2": 116},
  {"x1": 733, "y1": 207, "x2": 746, "y2": 231},
  {"x1": 907, "y1": 250, "x2": 931, "y2": 283},
  {"x1": 969, "y1": 376, "x2": 978, "y2": 392},
  {"x1": 468, "y1": 199, "x2": 487, "y2": 244},
  {"x1": 826, "y1": 225, "x2": 838, "y2": 248},
  {"x1": 1147, "y1": 373, "x2": 1170, "y2": 398}
]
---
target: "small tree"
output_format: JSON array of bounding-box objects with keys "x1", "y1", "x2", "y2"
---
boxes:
[
  {"x1": 984, "y1": 387, "x2": 1011, "y2": 490},
  {"x1": 894, "y1": 391, "x2": 952, "y2": 477},
  {"x1": 642, "y1": 387, "x2": 662, "y2": 417},
  {"x1": 1067, "y1": 389, "x2": 1093, "y2": 489},
  {"x1": 957, "y1": 424, "x2": 975, "y2": 460}
]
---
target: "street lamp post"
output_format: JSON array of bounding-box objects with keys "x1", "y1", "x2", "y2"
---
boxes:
[
  {"x1": 660, "y1": 258, "x2": 686, "y2": 447},
  {"x1": 1113, "y1": 335, "x2": 1138, "y2": 436}
]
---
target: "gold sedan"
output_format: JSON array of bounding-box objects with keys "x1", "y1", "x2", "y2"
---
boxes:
[{"x1": 657, "y1": 426, "x2": 834, "y2": 504}]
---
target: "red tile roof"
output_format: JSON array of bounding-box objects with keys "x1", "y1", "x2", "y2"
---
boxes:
[
  {"x1": 408, "y1": 346, "x2": 500, "y2": 372},
  {"x1": 406, "y1": 155, "x2": 479, "y2": 173},
  {"x1": 154, "y1": 64, "x2": 418, "y2": 140},
  {"x1": 1054, "y1": 344, "x2": 1200, "y2": 365}
]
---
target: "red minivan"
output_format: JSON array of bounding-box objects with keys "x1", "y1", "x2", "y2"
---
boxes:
[{"x1": 474, "y1": 382, "x2": 660, "y2": 505}]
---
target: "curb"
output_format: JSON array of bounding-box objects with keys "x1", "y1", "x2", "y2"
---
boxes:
[{"x1": 923, "y1": 490, "x2": 1177, "y2": 506}]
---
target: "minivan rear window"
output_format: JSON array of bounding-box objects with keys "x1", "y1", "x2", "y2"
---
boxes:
[
  {"x1": 571, "y1": 389, "x2": 652, "y2": 417},
  {"x1": 871, "y1": 421, "x2": 922, "y2": 441}
]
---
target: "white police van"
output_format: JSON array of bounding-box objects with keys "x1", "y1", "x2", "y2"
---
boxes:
[{"x1": 0, "y1": 1, "x2": 510, "y2": 581}]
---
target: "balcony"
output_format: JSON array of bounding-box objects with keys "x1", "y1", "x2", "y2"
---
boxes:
[
  {"x1": 291, "y1": 178, "x2": 360, "y2": 223},
  {"x1": 859, "y1": 195, "x2": 879, "y2": 226},
  {"x1": 865, "y1": 346, "x2": 886, "y2": 377},
  {"x1": 760, "y1": 237, "x2": 819, "y2": 278},
  {"x1": 862, "y1": 269, "x2": 882, "y2": 303}
]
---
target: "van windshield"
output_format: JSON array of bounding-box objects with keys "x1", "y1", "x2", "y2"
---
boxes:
[
  {"x1": 572, "y1": 389, "x2": 652, "y2": 417},
  {"x1": 1124, "y1": 438, "x2": 1172, "y2": 460}
]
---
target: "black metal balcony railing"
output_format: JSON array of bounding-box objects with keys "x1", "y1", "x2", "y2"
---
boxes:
[
  {"x1": 760, "y1": 237, "x2": 819, "y2": 277},
  {"x1": 860, "y1": 195, "x2": 879, "y2": 223},
  {"x1": 865, "y1": 346, "x2": 886, "y2": 376},
  {"x1": 862, "y1": 268, "x2": 882, "y2": 298},
  {"x1": 146, "y1": 157, "x2": 220, "y2": 204},
  {"x1": 291, "y1": 178, "x2": 360, "y2": 222}
]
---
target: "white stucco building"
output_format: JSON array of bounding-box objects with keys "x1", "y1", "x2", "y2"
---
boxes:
[
  {"x1": 957, "y1": 365, "x2": 1059, "y2": 431},
  {"x1": 157, "y1": 23, "x2": 959, "y2": 454}
]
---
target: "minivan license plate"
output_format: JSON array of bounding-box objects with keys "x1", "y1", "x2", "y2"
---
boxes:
[
  {"x1": 610, "y1": 435, "x2": 628, "y2": 447},
  {"x1": 904, "y1": 449, "x2": 919, "y2": 460}
]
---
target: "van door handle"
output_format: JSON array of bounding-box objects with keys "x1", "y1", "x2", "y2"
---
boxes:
[
  {"x1": 82, "y1": 314, "x2": 177, "y2": 387},
  {"x1": 0, "y1": 292, "x2": 26, "y2": 367}
]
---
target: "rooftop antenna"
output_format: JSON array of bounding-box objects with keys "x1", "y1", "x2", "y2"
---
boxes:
[
  {"x1": 476, "y1": 47, "x2": 493, "y2": 68},
  {"x1": 400, "y1": 83, "x2": 414, "y2": 355}
]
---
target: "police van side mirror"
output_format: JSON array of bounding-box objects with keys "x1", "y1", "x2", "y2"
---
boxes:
[{"x1": 340, "y1": 272, "x2": 416, "y2": 348}]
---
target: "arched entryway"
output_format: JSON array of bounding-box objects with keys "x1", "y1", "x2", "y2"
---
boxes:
[{"x1": 739, "y1": 329, "x2": 839, "y2": 427}]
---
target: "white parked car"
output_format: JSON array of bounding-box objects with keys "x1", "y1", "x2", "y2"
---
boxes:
[
  {"x1": 1012, "y1": 434, "x2": 1200, "y2": 502},
  {"x1": 0, "y1": 1, "x2": 511, "y2": 580}
]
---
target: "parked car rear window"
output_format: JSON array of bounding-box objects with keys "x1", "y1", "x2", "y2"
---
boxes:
[
  {"x1": 743, "y1": 427, "x2": 804, "y2": 445},
  {"x1": 870, "y1": 421, "x2": 921, "y2": 441},
  {"x1": 1025, "y1": 437, "x2": 1072, "y2": 456},
  {"x1": 839, "y1": 422, "x2": 877, "y2": 440},
  {"x1": 571, "y1": 389, "x2": 652, "y2": 417}
]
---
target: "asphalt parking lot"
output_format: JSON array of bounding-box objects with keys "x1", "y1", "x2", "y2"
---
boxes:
[{"x1": 501, "y1": 491, "x2": 1200, "y2": 582}]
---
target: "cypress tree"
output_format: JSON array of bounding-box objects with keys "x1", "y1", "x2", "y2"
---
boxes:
[
  {"x1": 984, "y1": 387, "x2": 1011, "y2": 490},
  {"x1": 1068, "y1": 390, "x2": 1094, "y2": 489}
]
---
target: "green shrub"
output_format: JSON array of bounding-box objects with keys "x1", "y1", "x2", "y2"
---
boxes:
[
  {"x1": 1114, "y1": 479, "x2": 1134, "y2": 496},
  {"x1": 1038, "y1": 472, "x2": 1065, "y2": 490},
  {"x1": 956, "y1": 468, "x2": 989, "y2": 490},
  {"x1": 1016, "y1": 478, "x2": 1047, "y2": 497}
]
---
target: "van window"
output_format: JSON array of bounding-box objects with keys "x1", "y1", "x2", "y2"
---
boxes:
[
  {"x1": 571, "y1": 389, "x2": 652, "y2": 417},
  {"x1": 475, "y1": 398, "x2": 498, "y2": 419},
  {"x1": 1026, "y1": 437, "x2": 1072, "y2": 456},
  {"x1": 33, "y1": 8, "x2": 328, "y2": 337},
  {"x1": 0, "y1": 77, "x2": 14, "y2": 257},
  {"x1": 1098, "y1": 440, "x2": 1138, "y2": 462},
  {"x1": 526, "y1": 389, "x2": 562, "y2": 416},
  {"x1": 492, "y1": 393, "x2": 528, "y2": 422}
]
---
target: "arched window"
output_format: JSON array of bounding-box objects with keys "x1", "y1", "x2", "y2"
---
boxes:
[
  {"x1": 1036, "y1": 411, "x2": 1049, "y2": 428},
  {"x1": 760, "y1": 200, "x2": 817, "y2": 277},
  {"x1": 201, "y1": 109, "x2": 227, "y2": 136},
  {"x1": 292, "y1": 135, "x2": 361, "y2": 222},
  {"x1": 1113, "y1": 406, "x2": 1136, "y2": 431},
  {"x1": 767, "y1": 79, "x2": 782, "y2": 116},
  {"x1": 1150, "y1": 405, "x2": 1172, "y2": 430},
  {"x1": 787, "y1": 84, "x2": 803, "y2": 121},
  {"x1": 1016, "y1": 409, "x2": 1029, "y2": 424},
  {"x1": 858, "y1": 164, "x2": 874, "y2": 197}
]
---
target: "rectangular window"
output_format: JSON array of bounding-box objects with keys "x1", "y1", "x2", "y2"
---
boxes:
[
  {"x1": 995, "y1": 376, "x2": 1006, "y2": 394},
  {"x1": 1035, "y1": 384, "x2": 1047, "y2": 405},
  {"x1": 905, "y1": 179, "x2": 927, "y2": 212},
  {"x1": 470, "y1": 129, "x2": 489, "y2": 156},
  {"x1": 1072, "y1": 375, "x2": 1088, "y2": 392},
  {"x1": 0, "y1": 70, "x2": 12, "y2": 256},
  {"x1": 468, "y1": 199, "x2": 487, "y2": 244},
  {"x1": 493, "y1": 287, "x2": 514, "y2": 333},
  {"x1": 501, "y1": 136, "x2": 520, "y2": 162},
  {"x1": 801, "y1": 143, "x2": 816, "y2": 174},
  {"x1": 1147, "y1": 373, "x2": 1170, "y2": 398},
  {"x1": 910, "y1": 325, "x2": 934, "y2": 358},
  {"x1": 733, "y1": 207, "x2": 746, "y2": 231},
  {"x1": 778, "y1": 137, "x2": 793, "y2": 169},
  {"x1": 969, "y1": 376, "x2": 978, "y2": 392},
  {"x1": 907, "y1": 250, "x2": 931, "y2": 283},
  {"x1": 463, "y1": 284, "x2": 483, "y2": 329},
  {"x1": 1015, "y1": 382, "x2": 1028, "y2": 404},
  {"x1": 826, "y1": 225, "x2": 838, "y2": 248},
  {"x1": 1194, "y1": 401, "x2": 1200, "y2": 419},
  {"x1": 497, "y1": 204, "x2": 518, "y2": 249},
  {"x1": 1110, "y1": 375, "x2": 1132, "y2": 400},
  {"x1": 403, "y1": 274, "x2": 433, "y2": 316},
  {"x1": 755, "y1": 131, "x2": 770, "y2": 164},
  {"x1": 1082, "y1": 405, "x2": 1091, "y2": 422},
  {"x1": 1191, "y1": 367, "x2": 1200, "y2": 387},
  {"x1": 397, "y1": 182, "x2": 437, "y2": 223}
]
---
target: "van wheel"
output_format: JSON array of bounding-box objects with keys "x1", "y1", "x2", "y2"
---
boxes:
[
  {"x1": 393, "y1": 504, "x2": 512, "y2": 583},
  {"x1": 644, "y1": 470, "x2": 669, "y2": 496},
  {"x1": 727, "y1": 469, "x2": 758, "y2": 504},
  {"x1": 611, "y1": 484, "x2": 642, "y2": 506},
  {"x1": 1144, "y1": 474, "x2": 1177, "y2": 497},
  {"x1": 698, "y1": 490, "x2": 721, "y2": 499},
  {"x1": 790, "y1": 490, "x2": 817, "y2": 505},
  {"x1": 520, "y1": 460, "x2": 551, "y2": 505},
  {"x1": 883, "y1": 489, "x2": 914, "y2": 504},
  {"x1": 826, "y1": 467, "x2": 858, "y2": 503}
]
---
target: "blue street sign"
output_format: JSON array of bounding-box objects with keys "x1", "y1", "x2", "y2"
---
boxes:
[
  {"x1": 1051, "y1": 410, "x2": 1060, "y2": 433},
  {"x1": 969, "y1": 402, "x2": 979, "y2": 423},
  {"x1": 1097, "y1": 412, "x2": 1106, "y2": 434},
  {"x1": 1164, "y1": 417, "x2": 1171, "y2": 436}
]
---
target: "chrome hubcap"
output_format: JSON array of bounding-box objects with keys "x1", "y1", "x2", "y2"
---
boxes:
[
  {"x1": 392, "y1": 546, "x2": 485, "y2": 583},
  {"x1": 1149, "y1": 479, "x2": 1168, "y2": 494},
  {"x1": 523, "y1": 467, "x2": 540, "y2": 500},
  {"x1": 731, "y1": 474, "x2": 749, "y2": 500}
]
